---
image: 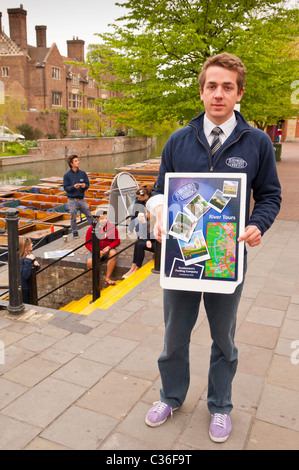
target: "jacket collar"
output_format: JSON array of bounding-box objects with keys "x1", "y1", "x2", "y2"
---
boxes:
[{"x1": 188, "y1": 110, "x2": 251, "y2": 136}]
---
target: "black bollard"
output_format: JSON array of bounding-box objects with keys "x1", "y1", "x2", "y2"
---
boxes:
[
  {"x1": 5, "y1": 209, "x2": 24, "y2": 314},
  {"x1": 151, "y1": 240, "x2": 161, "y2": 274},
  {"x1": 92, "y1": 217, "x2": 101, "y2": 302}
]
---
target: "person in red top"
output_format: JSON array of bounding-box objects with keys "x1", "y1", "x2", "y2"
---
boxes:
[{"x1": 85, "y1": 210, "x2": 120, "y2": 286}]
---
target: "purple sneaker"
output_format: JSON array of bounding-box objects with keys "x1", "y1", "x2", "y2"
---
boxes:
[
  {"x1": 145, "y1": 401, "x2": 174, "y2": 427},
  {"x1": 209, "y1": 413, "x2": 232, "y2": 442}
]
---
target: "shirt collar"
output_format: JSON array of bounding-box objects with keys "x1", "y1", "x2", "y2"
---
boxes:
[{"x1": 204, "y1": 112, "x2": 237, "y2": 140}]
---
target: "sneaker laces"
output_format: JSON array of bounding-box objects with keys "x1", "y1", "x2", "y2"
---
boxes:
[
  {"x1": 153, "y1": 401, "x2": 173, "y2": 417},
  {"x1": 212, "y1": 413, "x2": 228, "y2": 428}
]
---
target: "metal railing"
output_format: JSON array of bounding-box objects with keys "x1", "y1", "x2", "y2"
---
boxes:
[{"x1": 1, "y1": 208, "x2": 161, "y2": 314}]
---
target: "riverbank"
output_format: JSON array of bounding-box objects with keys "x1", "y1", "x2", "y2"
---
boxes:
[{"x1": 0, "y1": 136, "x2": 156, "y2": 167}]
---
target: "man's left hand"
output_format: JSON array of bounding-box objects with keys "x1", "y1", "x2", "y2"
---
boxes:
[{"x1": 238, "y1": 225, "x2": 261, "y2": 247}]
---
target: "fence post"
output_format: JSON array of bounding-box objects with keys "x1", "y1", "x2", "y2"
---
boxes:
[
  {"x1": 5, "y1": 209, "x2": 24, "y2": 314},
  {"x1": 92, "y1": 217, "x2": 101, "y2": 302},
  {"x1": 151, "y1": 240, "x2": 161, "y2": 274}
]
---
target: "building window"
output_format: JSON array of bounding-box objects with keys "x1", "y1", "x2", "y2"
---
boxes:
[
  {"x1": 72, "y1": 74, "x2": 79, "y2": 86},
  {"x1": 70, "y1": 119, "x2": 81, "y2": 131},
  {"x1": 51, "y1": 92, "x2": 62, "y2": 107},
  {"x1": 52, "y1": 67, "x2": 60, "y2": 80},
  {"x1": 1, "y1": 67, "x2": 9, "y2": 77},
  {"x1": 87, "y1": 98, "x2": 95, "y2": 109},
  {"x1": 68, "y1": 93, "x2": 82, "y2": 109},
  {"x1": 88, "y1": 78, "x2": 94, "y2": 88}
]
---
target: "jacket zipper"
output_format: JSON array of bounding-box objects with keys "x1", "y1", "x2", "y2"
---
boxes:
[{"x1": 188, "y1": 124, "x2": 250, "y2": 172}]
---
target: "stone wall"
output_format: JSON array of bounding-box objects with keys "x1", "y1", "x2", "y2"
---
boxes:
[
  {"x1": 36, "y1": 264, "x2": 101, "y2": 310},
  {"x1": 0, "y1": 136, "x2": 155, "y2": 166},
  {"x1": 32, "y1": 135, "x2": 154, "y2": 159}
]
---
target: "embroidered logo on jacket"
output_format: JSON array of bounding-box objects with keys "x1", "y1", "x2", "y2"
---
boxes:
[{"x1": 226, "y1": 157, "x2": 247, "y2": 169}]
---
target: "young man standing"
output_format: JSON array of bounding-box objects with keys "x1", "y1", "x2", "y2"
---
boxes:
[
  {"x1": 145, "y1": 53, "x2": 281, "y2": 442},
  {"x1": 63, "y1": 154, "x2": 94, "y2": 238}
]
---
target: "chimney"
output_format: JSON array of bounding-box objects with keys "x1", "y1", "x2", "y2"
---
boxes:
[
  {"x1": 8, "y1": 5, "x2": 27, "y2": 50},
  {"x1": 35, "y1": 25, "x2": 47, "y2": 47},
  {"x1": 67, "y1": 38, "x2": 85, "y2": 62}
]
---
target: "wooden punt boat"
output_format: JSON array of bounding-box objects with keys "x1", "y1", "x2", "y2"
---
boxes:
[
  {"x1": 87, "y1": 173, "x2": 116, "y2": 180},
  {"x1": 19, "y1": 194, "x2": 67, "y2": 204},
  {"x1": 13, "y1": 199, "x2": 64, "y2": 210},
  {"x1": 39, "y1": 176, "x2": 64, "y2": 185},
  {"x1": 115, "y1": 158, "x2": 161, "y2": 176},
  {"x1": 40, "y1": 213, "x2": 80, "y2": 227},
  {"x1": 0, "y1": 222, "x2": 65, "y2": 247},
  {"x1": 0, "y1": 217, "x2": 35, "y2": 230},
  {"x1": 21, "y1": 185, "x2": 66, "y2": 195}
]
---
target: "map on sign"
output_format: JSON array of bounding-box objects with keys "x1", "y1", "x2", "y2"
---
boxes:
[
  {"x1": 161, "y1": 173, "x2": 246, "y2": 294},
  {"x1": 205, "y1": 222, "x2": 236, "y2": 279}
]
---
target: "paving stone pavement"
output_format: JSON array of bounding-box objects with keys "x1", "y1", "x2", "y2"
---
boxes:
[{"x1": 0, "y1": 142, "x2": 298, "y2": 451}]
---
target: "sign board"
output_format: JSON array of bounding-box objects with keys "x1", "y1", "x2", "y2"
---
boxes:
[
  {"x1": 107, "y1": 172, "x2": 139, "y2": 225},
  {"x1": 161, "y1": 173, "x2": 246, "y2": 294}
]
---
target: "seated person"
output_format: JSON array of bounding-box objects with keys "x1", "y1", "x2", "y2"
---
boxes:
[
  {"x1": 85, "y1": 210, "x2": 120, "y2": 286},
  {"x1": 123, "y1": 211, "x2": 156, "y2": 279},
  {"x1": 128, "y1": 185, "x2": 152, "y2": 238},
  {"x1": 19, "y1": 236, "x2": 40, "y2": 303}
]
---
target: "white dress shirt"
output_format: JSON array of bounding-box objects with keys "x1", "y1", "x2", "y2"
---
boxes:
[{"x1": 204, "y1": 113, "x2": 237, "y2": 146}]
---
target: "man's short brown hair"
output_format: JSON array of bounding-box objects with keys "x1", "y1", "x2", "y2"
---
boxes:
[
  {"x1": 198, "y1": 53, "x2": 246, "y2": 94},
  {"x1": 67, "y1": 154, "x2": 79, "y2": 168}
]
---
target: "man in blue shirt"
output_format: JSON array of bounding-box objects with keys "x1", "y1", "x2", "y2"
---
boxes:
[{"x1": 63, "y1": 154, "x2": 94, "y2": 237}]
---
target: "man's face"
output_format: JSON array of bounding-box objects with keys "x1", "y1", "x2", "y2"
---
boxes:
[
  {"x1": 200, "y1": 66, "x2": 244, "y2": 125},
  {"x1": 98, "y1": 215, "x2": 107, "y2": 227},
  {"x1": 71, "y1": 158, "x2": 80, "y2": 170}
]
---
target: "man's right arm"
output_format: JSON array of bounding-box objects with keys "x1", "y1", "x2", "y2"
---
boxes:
[
  {"x1": 153, "y1": 204, "x2": 167, "y2": 243},
  {"x1": 146, "y1": 136, "x2": 175, "y2": 242}
]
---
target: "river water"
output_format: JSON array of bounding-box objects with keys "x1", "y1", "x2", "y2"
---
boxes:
[{"x1": 0, "y1": 134, "x2": 170, "y2": 188}]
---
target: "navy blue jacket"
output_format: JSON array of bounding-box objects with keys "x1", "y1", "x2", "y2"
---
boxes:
[
  {"x1": 155, "y1": 111, "x2": 281, "y2": 236},
  {"x1": 20, "y1": 257, "x2": 40, "y2": 292},
  {"x1": 63, "y1": 169, "x2": 90, "y2": 199}
]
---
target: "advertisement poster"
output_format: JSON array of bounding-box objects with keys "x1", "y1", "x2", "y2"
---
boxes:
[{"x1": 160, "y1": 173, "x2": 246, "y2": 294}]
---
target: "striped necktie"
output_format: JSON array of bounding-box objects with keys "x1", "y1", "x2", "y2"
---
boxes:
[{"x1": 210, "y1": 127, "x2": 222, "y2": 155}]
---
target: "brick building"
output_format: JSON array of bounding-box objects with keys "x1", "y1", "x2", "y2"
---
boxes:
[{"x1": 0, "y1": 5, "x2": 117, "y2": 137}]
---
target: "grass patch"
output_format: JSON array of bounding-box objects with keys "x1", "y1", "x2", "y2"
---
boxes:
[{"x1": 0, "y1": 141, "x2": 38, "y2": 157}]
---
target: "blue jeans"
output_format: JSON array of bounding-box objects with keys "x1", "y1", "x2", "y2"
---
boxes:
[{"x1": 158, "y1": 256, "x2": 247, "y2": 414}]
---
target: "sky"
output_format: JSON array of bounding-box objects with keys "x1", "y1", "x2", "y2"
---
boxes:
[
  {"x1": 1, "y1": 0, "x2": 297, "y2": 57},
  {"x1": 1, "y1": 1, "x2": 127, "y2": 57}
]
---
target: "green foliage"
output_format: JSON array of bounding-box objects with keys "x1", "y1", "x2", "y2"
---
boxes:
[
  {"x1": 57, "y1": 108, "x2": 69, "y2": 138},
  {"x1": 76, "y1": 108, "x2": 103, "y2": 136},
  {"x1": 0, "y1": 94, "x2": 25, "y2": 130},
  {"x1": 17, "y1": 124, "x2": 43, "y2": 140},
  {"x1": 233, "y1": 8, "x2": 299, "y2": 128},
  {"x1": 0, "y1": 140, "x2": 38, "y2": 156},
  {"x1": 85, "y1": 0, "x2": 299, "y2": 135}
]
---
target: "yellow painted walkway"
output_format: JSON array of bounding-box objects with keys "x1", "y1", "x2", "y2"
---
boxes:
[{"x1": 60, "y1": 260, "x2": 155, "y2": 315}]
